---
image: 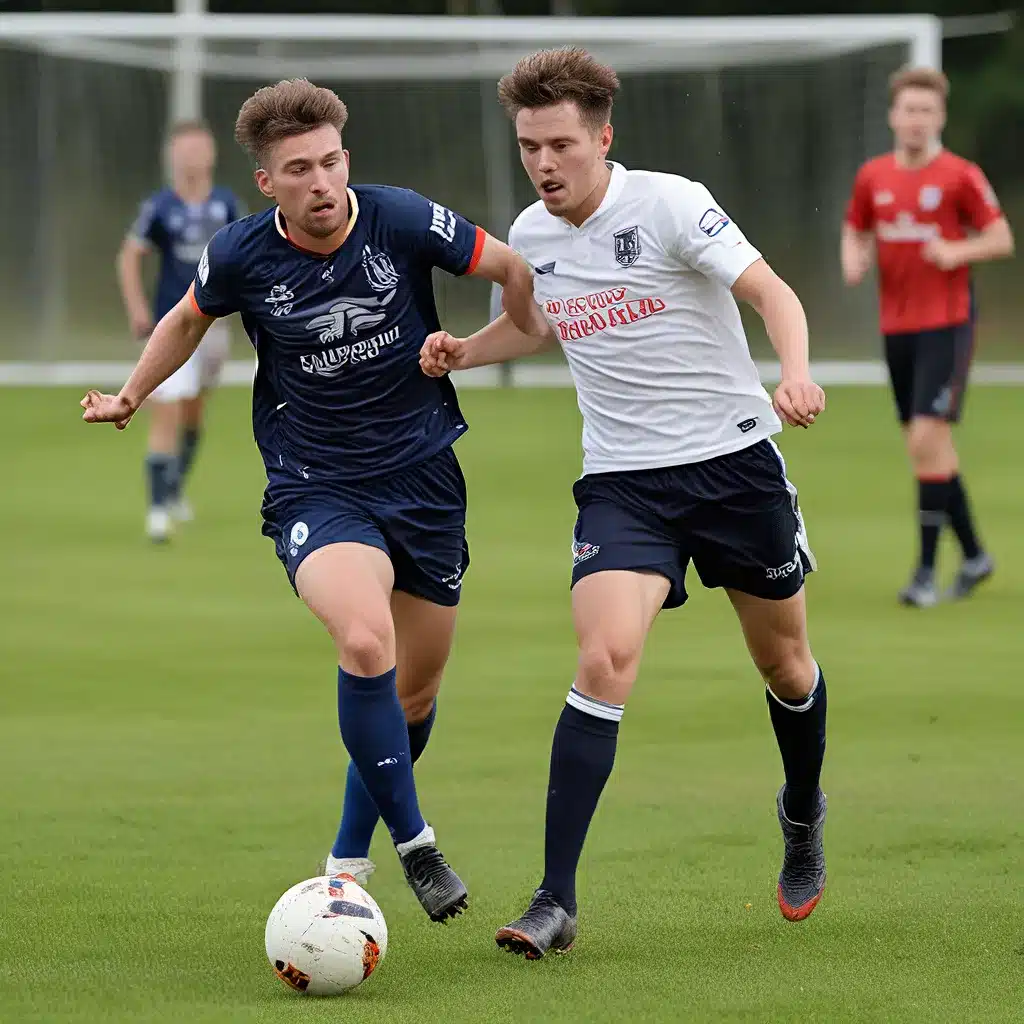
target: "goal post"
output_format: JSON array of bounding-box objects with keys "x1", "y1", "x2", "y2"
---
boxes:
[{"x1": 0, "y1": 11, "x2": 941, "y2": 366}]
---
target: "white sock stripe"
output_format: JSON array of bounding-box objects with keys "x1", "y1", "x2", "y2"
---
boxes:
[
  {"x1": 766, "y1": 664, "x2": 821, "y2": 713},
  {"x1": 566, "y1": 686, "x2": 625, "y2": 722}
]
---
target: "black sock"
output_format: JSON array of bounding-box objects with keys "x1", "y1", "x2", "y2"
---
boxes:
[
  {"x1": 766, "y1": 667, "x2": 827, "y2": 825},
  {"x1": 407, "y1": 701, "x2": 437, "y2": 762},
  {"x1": 947, "y1": 474, "x2": 982, "y2": 560},
  {"x1": 540, "y1": 689, "x2": 622, "y2": 916},
  {"x1": 145, "y1": 452, "x2": 177, "y2": 508},
  {"x1": 175, "y1": 426, "x2": 202, "y2": 498},
  {"x1": 917, "y1": 478, "x2": 951, "y2": 572}
]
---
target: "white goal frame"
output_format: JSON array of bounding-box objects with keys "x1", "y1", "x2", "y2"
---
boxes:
[{"x1": 0, "y1": 8, "x2": 952, "y2": 387}]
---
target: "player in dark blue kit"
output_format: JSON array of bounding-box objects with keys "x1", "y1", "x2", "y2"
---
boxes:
[
  {"x1": 82, "y1": 79, "x2": 547, "y2": 922},
  {"x1": 116, "y1": 121, "x2": 243, "y2": 540}
]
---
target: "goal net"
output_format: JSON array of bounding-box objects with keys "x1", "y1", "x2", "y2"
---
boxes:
[{"x1": 0, "y1": 13, "x2": 940, "y2": 365}]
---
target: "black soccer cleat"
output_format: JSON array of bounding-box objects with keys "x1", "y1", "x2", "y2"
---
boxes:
[
  {"x1": 495, "y1": 889, "x2": 577, "y2": 959},
  {"x1": 945, "y1": 553, "x2": 994, "y2": 602},
  {"x1": 398, "y1": 831, "x2": 468, "y2": 923},
  {"x1": 776, "y1": 786, "x2": 827, "y2": 922}
]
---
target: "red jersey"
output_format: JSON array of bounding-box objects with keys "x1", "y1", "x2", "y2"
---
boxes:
[{"x1": 845, "y1": 149, "x2": 1001, "y2": 335}]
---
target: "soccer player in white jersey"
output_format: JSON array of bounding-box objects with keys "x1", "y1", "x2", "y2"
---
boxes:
[{"x1": 420, "y1": 48, "x2": 829, "y2": 958}]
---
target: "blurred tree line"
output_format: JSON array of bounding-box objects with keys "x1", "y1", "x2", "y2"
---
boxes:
[{"x1": 5, "y1": 0, "x2": 1021, "y2": 183}]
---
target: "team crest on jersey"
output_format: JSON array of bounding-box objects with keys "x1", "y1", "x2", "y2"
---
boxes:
[
  {"x1": 918, "y1": 185, "x2": 943, "y2": 211},
  {"x1": 362, "y1": 245, "x2": 400, "y2": 293},
  {"x1": 265, "y1": 284, "x2": 295, "y2": 317},
  {"x1": 613, "y1": 225, "x2": 641, "y2": 266}
]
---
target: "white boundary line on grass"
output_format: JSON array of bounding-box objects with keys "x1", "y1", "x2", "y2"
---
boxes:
[{"x1": 1, "y1": 360, "x2": 1023, "y2": 387}]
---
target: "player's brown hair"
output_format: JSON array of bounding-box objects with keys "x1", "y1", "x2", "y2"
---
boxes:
[
  {"x1": 498, "y1": 47, "x2": 620, "y2": 132},
  {"x1": 234, "y1": 79, "x2": 349, "y2": 166},
  {"x1": 888, "y1": 66, "x2": 949, "y2": 106}
]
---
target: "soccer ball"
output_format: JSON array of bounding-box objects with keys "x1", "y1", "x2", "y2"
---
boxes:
[{"x1": 265, "y1": 874, "x2": 388, "y2": 996}]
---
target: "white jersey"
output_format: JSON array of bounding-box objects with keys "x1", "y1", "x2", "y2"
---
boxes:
[{"x1": 508, "y1": 162, "x2": 782, "y2": 475}]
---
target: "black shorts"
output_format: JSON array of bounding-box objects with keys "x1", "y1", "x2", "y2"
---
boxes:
[
  {"x1": 884, "y1": 321, "x2": 975, "y2": 425},
  {"x1": 260, "y1": 445, "x2": 469, "y2": 607},
  {"x1": 570, "y1": 439, "x2": 815, "y2": 609}
]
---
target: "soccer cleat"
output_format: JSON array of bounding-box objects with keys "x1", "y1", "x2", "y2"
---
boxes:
[
  {"x1": 145, "y1": 506, "x2": 172, "y2": 543},
  {"x1": 945, "y1": 552, "x2": 994, "y2": 601},
  {"x1": 495, "y1": 889, "x2": 577, "y2": 959},
  {"x1": 396, "y1": 825, "x2": 468, "y2": 923},
  {"x1": 316, "y1": 855, "x2": 376, "y2": 888},
  {"x1": 776, "y1": 786, "x2": 827, "y2": 922},
  {"x1": 169, "y1": 497, "x2": 195, "y2": 523},
  {"x1": 898, "y1": 567, "x2": 938, "y2": 608}
]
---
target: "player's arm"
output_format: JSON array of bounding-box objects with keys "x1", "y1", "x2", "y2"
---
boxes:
[
  {"x1": 924, "y1": 164, "x2": 1014, "y2": 271},
  {"x1": 841, "y1": 166, "x2": 875, "y2": 286},
  {"x1": 116, "y1": 235, "x2": 156, "y2": 339},
  {"x1": 420, "y1": 311, "x2": 555, "y2": 376},
  {"x1": 732, "y1": 260, "x2": 823, "y2": 428},
  {"x1": 467, "y1": 233, "x2": 550, "y2": 339},
  {"x1": 81, "y1": 285, "x2": 214, "y2": 429},
  {"x1": 840, "y1": 223, "x2": 874, "y2": 286}
]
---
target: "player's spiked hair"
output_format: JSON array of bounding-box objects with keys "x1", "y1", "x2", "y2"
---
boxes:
[
  {"x1": 498, "y1": 47, "x2": 620, "y2": 132},
  {"x1": 888, "y1": 66, "x2": 949, "y2": 106},
  {"x1": 234, "y1": 79, "x2": 349, "y2": 167}
]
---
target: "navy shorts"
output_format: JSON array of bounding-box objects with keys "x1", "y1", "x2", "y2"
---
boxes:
[
  {"x1": 883, "y1": 321, "x2": 975, "y2": 425},
  {"x1": 570, "y1": 439, "x2": 815, "y2": 609},
  {"x1": 261, "y1": 445, "x2": 469, "y2": 607}
]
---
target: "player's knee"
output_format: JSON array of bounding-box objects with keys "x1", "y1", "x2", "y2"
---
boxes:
[
  {"x1": 907, "y1": 418, "x2": 951, "y2": 466},
  {"x1": 576, "y1": 638, "x2": 639, "y2": 697},
  {"x1": 400, "y1": 687, "x2": 438, "y2": 725},
  {"x1": 758, "y1": 646, "x2": 817, "y2": 701},
  {"x1": 335, "y1": 620, "x2": 394, "y2": 677}
]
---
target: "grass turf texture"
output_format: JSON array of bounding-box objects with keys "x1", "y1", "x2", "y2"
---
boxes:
[{"x1": 1, "y1": 386, "x2": 1022, "y2": 1023}]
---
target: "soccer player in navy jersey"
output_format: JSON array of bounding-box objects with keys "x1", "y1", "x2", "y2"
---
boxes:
[
  {"x1": 117, "y1": 121, "x2": 244, "y2": 541},
  {"x1": 82, "y1": 79, "x2": 547, "y2": 923}
]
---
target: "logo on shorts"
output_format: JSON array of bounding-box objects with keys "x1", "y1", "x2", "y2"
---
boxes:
[
  {"x1": 572, "y1": 538, "x2": 601, "y2": 566},
  {"x1": 919, "y1": 185, "x2": 943, "y2": 211},
  {"x1": 441, "y1": 562, "x2": 465, "y2": 591},
  {"x1": 766, "y1": 553, "x2": 801, "y2": 581},
  {"x1": 288, "y1": 521, "x2": 309, "y2": 557},
  {"x1": 932, "y1": 386, "x2": 954, "y2": 417},
  {"x1": 613, "y1": 226, "x2": 641, "y2": 266}
]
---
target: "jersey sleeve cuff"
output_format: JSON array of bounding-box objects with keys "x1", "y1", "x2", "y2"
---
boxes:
[
  {"x1": 465, "y1": 225, "x2": 486, "y2": 275},
  {"x1": 189, "y1": 289, "x2": 216, "y2": 319},
  {"x1": 720, "y1": 246, "x2": 763, "y2": 288}
]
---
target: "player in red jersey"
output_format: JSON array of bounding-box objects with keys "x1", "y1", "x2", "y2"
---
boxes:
[{"x1": 842, "y1": 67, "x2": 1014, "y2": 607}]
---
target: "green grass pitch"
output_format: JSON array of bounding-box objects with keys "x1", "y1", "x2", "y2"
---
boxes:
[{"x1": 1, "y1": 386, "x2": 1022, "y2": 1023}]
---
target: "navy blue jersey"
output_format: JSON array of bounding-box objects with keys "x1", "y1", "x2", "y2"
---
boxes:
[
  {"x1": 130, "y1": 186, "x2": 243, "y2": 318},
  {"x1": 192, "y1": 185, "x2": 484, "y2": 482}
]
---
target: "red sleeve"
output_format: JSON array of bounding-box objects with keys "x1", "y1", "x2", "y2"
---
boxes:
[
  {"x1": 959, "y1": 162, "x2": 1002, "y2": 231},
  {"x1": 845, "y1": 165, "x2": 875, "y2": 231}
]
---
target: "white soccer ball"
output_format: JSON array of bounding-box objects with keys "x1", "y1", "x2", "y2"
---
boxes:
[{"x1": 265, "y1": 874, "x2": 388, "y2": 996}]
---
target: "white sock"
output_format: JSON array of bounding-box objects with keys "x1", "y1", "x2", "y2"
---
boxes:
[{"x1": 395, "y1": 823, "x2": 435, "y2": 856}]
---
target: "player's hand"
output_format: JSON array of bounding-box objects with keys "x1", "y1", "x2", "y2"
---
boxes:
[
  {"x1": 921, "y1": 238, "x2": 963, "y2": 272},
  {"x1": 774, "y1": 377, "x2": 825, "y2": 429},
  {"x1": 842, "y1": 248, "x2": 872, "y2": 286},
  {"x1": 130, "y1": 312, "x2": 155, "y2": 340},
  {"x1": 420, "y1": 332, "x2": 467, "y2": 377},
  {"x1": 80, "y1": 390, "x2": 137, "y2": 430}
]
